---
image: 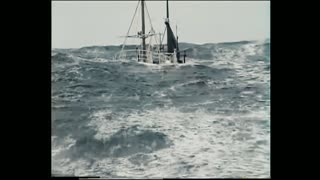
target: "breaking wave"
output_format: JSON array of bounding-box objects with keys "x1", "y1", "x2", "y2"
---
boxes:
[{"x1": 52, "y1": 40, "x2": 270, "y2": 178}]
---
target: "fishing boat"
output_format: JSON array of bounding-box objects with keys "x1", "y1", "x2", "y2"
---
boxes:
[{"x1": 118, "y1": 0, "x2": 186, "y2": 64}]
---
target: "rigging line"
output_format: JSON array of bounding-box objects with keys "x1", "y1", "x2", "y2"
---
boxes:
[
  {"x1": 119, "y1": 0, "x2": 140, "y2": 58},
  {"x1": 144, "y1": 2, "x2": 159, "y2": 45},
  {"x1": 137, "y1": 2, "x2": 141, "y2": 33},
  {"x1": 144, "y1": 2, "x2": 153, "y2": 31},
  {"x1": 161, "y1": 26, "x2": 167, "y2": 46}
]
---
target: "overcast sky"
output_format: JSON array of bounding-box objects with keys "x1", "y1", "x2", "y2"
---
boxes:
[{"x1": 52, "y1": 1, "x2": 270, "y2": 49}]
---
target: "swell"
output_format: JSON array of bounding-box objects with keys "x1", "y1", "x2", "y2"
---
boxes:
[{"x1": 68, "y1": 125, "x2": 172, "y2": 159}]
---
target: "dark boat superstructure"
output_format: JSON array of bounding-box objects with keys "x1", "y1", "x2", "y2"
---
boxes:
[{"x1": 118, "y1": 0, "x2": 186, "y2": 64}]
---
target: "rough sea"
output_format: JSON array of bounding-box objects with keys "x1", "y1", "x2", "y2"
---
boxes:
[{"x1": 51, "y1": 40, "x2": 270, "y2": 178}]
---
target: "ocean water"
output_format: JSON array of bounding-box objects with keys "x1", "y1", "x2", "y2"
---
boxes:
[{"x1": 51, "y1": 40, "x2": 270, "y2": 178}]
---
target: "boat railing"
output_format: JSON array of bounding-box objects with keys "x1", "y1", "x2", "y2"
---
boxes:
[
  {"x1": 118, "y1": 48, "x2": 178, "y2": 64},
  {"x1": 138, "y1": 49, "x2": 176, "y2": 63}
]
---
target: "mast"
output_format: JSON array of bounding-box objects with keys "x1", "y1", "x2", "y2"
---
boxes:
[
  {"x1": 166, "y1": 0, "x2": 169, "y2": 19},
  {"x1": 166, "y1": 0, "x2": 170, "y2": 53},
  {"x1": 141, "y1": 0, "x2": 146, "y2": 62},
  {"x1": 165, "y1": 0, "x2": 177, "y2": 54}
]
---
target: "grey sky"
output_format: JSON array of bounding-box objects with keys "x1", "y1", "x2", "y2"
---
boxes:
[{"x1": 52, "y1": 1, "x2": 270, "y2": 49}]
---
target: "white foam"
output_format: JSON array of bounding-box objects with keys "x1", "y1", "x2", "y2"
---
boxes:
[{"x1": 83, "y1": 106, "x2": 270, "y2": 177}]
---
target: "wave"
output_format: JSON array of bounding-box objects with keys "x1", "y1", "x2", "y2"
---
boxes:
[
  {"x1": 68, "y1": 125, "x2": 172, "y2": 159},
  {"x1": 52, "y1": 39, "x2": 270, "y2": 177},
  {"x1": 52, "y1": 40, "x2": 270, "y2": 61}
]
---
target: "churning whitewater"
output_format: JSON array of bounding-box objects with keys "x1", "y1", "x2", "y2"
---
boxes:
[{"x1": 51, "y1": 40, "x2": 270, "y2": 178}]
